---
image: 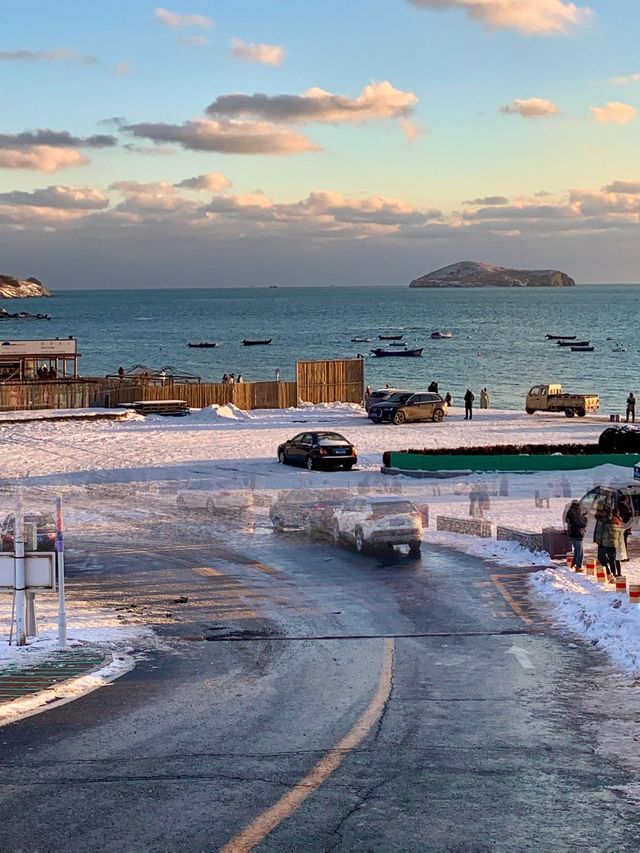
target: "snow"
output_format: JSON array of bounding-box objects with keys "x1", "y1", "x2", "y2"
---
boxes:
[{"x1": 187, "y1": 402, "x2": 254, "y2": 422}]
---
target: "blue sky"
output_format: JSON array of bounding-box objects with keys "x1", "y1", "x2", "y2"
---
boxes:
[{"x1": 0, "y1": 0, "x2": 638, "y2": 287}]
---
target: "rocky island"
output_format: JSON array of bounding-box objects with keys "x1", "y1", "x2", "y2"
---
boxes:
[
  {"x1": 409, "y1": 261, "x2": 576, "y2": 288},
  {"x1": 0, "y1": 274, "x2": 51, "y2": 298}
]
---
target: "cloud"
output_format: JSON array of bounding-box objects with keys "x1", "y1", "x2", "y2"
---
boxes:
[
  {"x1": 175, "y1": 172, "x2": 232, "y2": 191},
  {"x1": 154, "y1": 7, "x2": 213, "y2": 29},
  {"x1": 463, "y1": 195, "x2": 509, "y2": 205},
  {"x1": 500, "y1": 97, "x2": 559, "y2": 117},
  {"x1": 123, "y1": 118, "x2": 318, "y2": 155},
  {"x1": 407, "y1": 0, "x2": 593, "y2": 35},
  {"x1": 0, "y1": 185, "x2": 108, "y2": 210},
  {"x1": 603, "y1": 180, "x2": 640, "y2": 194},
  {"x1": 110, "y1": 180, "x2": 198, "y2": 215},
  {"x1": 0, "y1": 130, "x2": 116, "y2": 149},
  {"x1": 230, "y1": 38, "x2": 285, "y2": 67},
  {"x1": 591, "y1": 102, "x2": 637, "y2": 124},
  {"x1": 610, "y1": 73, "x2": 640, "y2": 86},
  {"x1": 179, "y1": 35, "x2": 209, "y2": 47},
  {"x1": 0, "y1": 48, "x2": 97, "y2": 65},
  {"x1": 0, "y1": 129, "x2": 116, "y2": 172},
  {"x1": 206, "y1": 81, "x2": 417, "y2": 125}
]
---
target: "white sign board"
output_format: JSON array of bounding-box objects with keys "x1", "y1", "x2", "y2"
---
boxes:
[
  {"x1": 0, "y1": 553, "x2": 55, "y2": 590},
  {"x1": 0, "y1": 339, "x2": 77, "y2": 357}
]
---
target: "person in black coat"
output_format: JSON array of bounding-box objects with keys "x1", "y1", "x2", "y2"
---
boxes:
[
  {"x1": 464, "y1": 389, "x2": 474, "y2": 420},
  {"x1": 565, "y1": 500, "x2": 587, "y2": 569}
]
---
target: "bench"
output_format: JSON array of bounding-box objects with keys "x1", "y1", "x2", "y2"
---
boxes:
[{"x1": 122, "y1": 400, "x2": 190, "y2": 417}]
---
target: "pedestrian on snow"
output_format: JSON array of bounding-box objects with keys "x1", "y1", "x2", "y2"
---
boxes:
[
  {"x1": 626, "y1": 392, "x2": 636, "y2": 423},
  {"x1": 445, "y1": 392, "x2": 452, "y2": 406},
  {"x1": 617, "y1": 497, "x2": 632, "y2": 570},
  {"x1": 593, "y1": 504, "x2": 609, "y2": 570},
  {"x1": 601, "y1": 509, "x2": 623, "y2": 577},
  {"x1": 480, "y1": 387, "x2": 490, "y2": 409},
  {"x1": 564, "y1": 500, "x2": 587, "y2": 569},
  {"x1": 464, "y1": 389, "x2": 474, "y2": 420}
]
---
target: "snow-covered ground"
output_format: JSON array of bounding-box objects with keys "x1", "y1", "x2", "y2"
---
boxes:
[{"x1": 0, "y1": 401, "x2": 637, "y2": 682}]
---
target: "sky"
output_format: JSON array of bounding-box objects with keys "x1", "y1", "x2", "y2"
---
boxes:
[{"x1": 0, "y1": 0, "x2": 638, "y2": 288}]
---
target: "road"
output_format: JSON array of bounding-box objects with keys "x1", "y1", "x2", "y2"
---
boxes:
[{"x1": 0, "y1": 504, "x2": 639, "y2": 852}]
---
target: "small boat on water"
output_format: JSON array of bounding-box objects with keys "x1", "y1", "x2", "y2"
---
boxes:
[
  {"x1": 431, "y1": 331, "x2": 453, "y2": 339},
  {"x1": 389, "y1": 342, "x2": 407, "y2": 347},
  {"x1": 546, "y1": 334, "x2": 576, "y2": 340},
  {"x1": 378, "y1": 334, "x2": 403, "y2": 340},
  {"x1": 571, "y1": 346, "x2": 594, "y2": 352},
  {"x1": 242, "y1": 339, "x2": 272, "y2": 346},
  {"x1": 370, "y1": 347, "x2": 423, "y2": 358},
  {"x1": 558, "y1": 339, "x2": 589, "y2": 347},
  {"x1": 187, "y1": 341, "x2": 219, "y2": 348},
  {"x1": 351, "y1": 337, "x2": 372, "y2": 343}
]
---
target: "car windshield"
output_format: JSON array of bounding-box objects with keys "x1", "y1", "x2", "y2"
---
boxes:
[
  {"x1": 385, "y1": 393, "x2": 412, "y2": 403},
  {"x1": 370, "y1": 501, "x2": 416, "y2": 516}
]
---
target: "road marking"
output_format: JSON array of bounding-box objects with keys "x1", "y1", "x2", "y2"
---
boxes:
[
  {"x1": 490, "y1": 574, "x2": 533, "y2": 625},
  {"x1": 506, "y1": 644, "x2": 535, "y2": 670},
  {"x1": 220, "y1": 637, "x2": 395, "y2": 853}
]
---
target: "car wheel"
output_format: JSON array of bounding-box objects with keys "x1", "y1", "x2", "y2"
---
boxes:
[
  {"x1": 432, "y1": 409, "x2": 444, "y2": 423},
  {"x1": 176, "y1": 495, "x2": 186, "y2": 510},
  {"x1": 408, "y1": 541, "x2": 422, "y2": 557},
  {"x1": 392, "y1": 411, "x2": 406, "y2": 425},
  {"x1": 306, "y1": 456, "x2": 315, "y2": 471},
  {"x1": 564, "y1": 408, "x2": 575, "y2": 418},
  {"x1": 343, "y1": 463, "x2": 354, "y2": 471},
  {"x1": 278, "y1": 449, "x2": 287, "y2": 465},
  {"x1": 577, "y1": 408, "x2": 586, "y2": 418},
  {"x1": 355, "y1": 526, "x2": 366, "y2": 553},
  {"x1": 525, "y1": 407, "x2": 535, "y2": 415}
]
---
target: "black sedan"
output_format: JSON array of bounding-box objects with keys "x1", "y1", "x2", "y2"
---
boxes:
[{"x1": 277, "y1": 432, "x2": 357, "y2": 471}]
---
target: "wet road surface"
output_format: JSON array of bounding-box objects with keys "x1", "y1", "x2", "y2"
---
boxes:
[{"x1": 0, "y1": 507, "x2": 639, "y2": 851}]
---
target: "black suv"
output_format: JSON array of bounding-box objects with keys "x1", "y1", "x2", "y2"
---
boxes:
[{"x1": 368, "y1": 391, "x2": 448, "y2": 425}]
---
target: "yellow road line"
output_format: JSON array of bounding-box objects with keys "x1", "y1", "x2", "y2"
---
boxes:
[
  {"x1": 490, "y1": 574, "x2": 533, "y2": 625},
  {"x1": 220, "y1": 637, "x2": 395, "y2": 853}
]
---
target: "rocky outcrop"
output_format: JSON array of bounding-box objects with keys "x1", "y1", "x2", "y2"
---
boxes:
[
  {"x1": 409, "y1": 261, "x2": 575, "y2": 288},
  {"x1": 0, "y1": 274, "x2": 51, "y2": 298}
]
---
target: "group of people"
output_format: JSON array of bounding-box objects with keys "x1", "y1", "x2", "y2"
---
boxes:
[
  {"x1": 36, "y1": 364, "x2": 56, "y2": 379},
  {"x1": 565, "y1": 498, "x2": 632, "y2": 577},
  {"x1": 221, "y1": 373, "x2": 244, "y2": 385}
]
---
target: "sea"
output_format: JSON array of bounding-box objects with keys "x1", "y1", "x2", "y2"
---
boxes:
[{"x1": 2, "y1": 284, "x2": 638, "y2": 412}]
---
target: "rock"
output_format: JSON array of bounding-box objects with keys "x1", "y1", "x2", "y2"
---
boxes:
[
  {"x1": 409, "y1": 261, "x2": 575, "y2": 288},
  {"x1": 0, "y1": 274, "x2": 51, "y2": 298}
]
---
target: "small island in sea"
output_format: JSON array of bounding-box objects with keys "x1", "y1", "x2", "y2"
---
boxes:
[
  {"x1": 0, "y1": 273, "x2": 51, "y2": 298},
  {"x1": 409, "y1": 261, "x2": 576, "y2": 288}
]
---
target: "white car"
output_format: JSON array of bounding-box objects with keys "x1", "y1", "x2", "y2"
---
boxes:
[
  {"x1": 176, "y1": 483, "x2": 253, "y2": 515},
  {"x1": 332, "y1": 496, "x2": 423, "y2": 555}
]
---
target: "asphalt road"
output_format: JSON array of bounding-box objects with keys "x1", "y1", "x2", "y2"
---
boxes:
[{"x1": 0, "y1": 505, "x2": 639, "y2": 852}]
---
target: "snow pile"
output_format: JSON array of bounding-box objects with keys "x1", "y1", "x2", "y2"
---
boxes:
[
  {"x1": 429, "y1": 531, "x2": 552, "y2": 568},
  {"x1": 297, "y1": 401, "x2": 364, "y2": 414},
  {"x1": 530, "y1": 567, "x2": 640, "y2": 676},
  {"x1": 188, "y1": 402, "x2": 254, "y2": 422}
]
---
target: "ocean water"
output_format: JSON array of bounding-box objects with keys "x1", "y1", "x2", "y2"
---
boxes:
[{"x1": 1, "y1": 284, "x2": 638, "y2": 412}]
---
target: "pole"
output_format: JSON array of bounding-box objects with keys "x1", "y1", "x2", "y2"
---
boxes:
[
  {"x1": 56, "y1": 497, "x2": 67, "y2": 649},
  {"x1": 26, "y1": 591, "x2": 37, "y2": 638},
  {"x1": 14, "y1": 487, "x2": 26, "y2": 646}
]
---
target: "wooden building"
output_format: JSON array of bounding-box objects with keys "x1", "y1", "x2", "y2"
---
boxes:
[{"x1": 0, "y1": 338, "x2": 79, "y2": 381}]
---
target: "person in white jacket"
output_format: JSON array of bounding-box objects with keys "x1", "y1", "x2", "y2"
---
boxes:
[{"x1": 480, "y1": 387, "x2": 490, "y2": 409}]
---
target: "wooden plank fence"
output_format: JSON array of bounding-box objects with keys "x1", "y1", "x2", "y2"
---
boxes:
[
  {"x1": 104, "y1": 380, "x2": 298, "y2": 410},
  {"x1": 296, "y1": 359, "x2": 364, "y2": 404}
]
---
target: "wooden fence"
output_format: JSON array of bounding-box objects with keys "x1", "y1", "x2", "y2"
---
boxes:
[
  {"x1": 104, "y1": 380, "x2": 298, "y2": 410},
  {"x1": 0, "y1": 379, "x2": 118, "y2": 412},
  {"x1": 296, "y1": 359, "x2": 364, "y2": 404}
]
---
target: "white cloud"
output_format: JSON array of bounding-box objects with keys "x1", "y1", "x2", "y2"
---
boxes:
[
  {"x1": 154, "y1": 7, "x2": 213, "y2": 29},
  {"x1": 501, "y1": 97, "x2": 559, "y2": 117},
  {"x1": 610, "y1": 73, "x2": 640, "y2": 86},
  {"x1": 0, "y1": 185, "x2": 108, "y2": 209},
  {"x1": 124, "y1": 118, "x2": 318, "y2": 155},
  {"x1": 175, "y1": 173, "x2": 232, "y2": 191},
  {"x1": 0, "y1": 148, "x2": 89, "y2": 172},
  {"x1": 230, "y1": 38, "x2": 285, "y2": 67},
  {"x1": 407, "y1": 0, "x2": 592, "y2": 35},
  {"x1": 591, "y1": 102, "x2": 637, "y2": 124},
  {"x1": 0, "y1": 48, "x2": 97, "y2": 65},
  {"x1": 206, "y1": 81, "x2": 417, "y2": 125}
]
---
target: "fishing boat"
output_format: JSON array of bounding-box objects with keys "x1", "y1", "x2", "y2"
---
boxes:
[
  {"x1": 546, "y1": 334, "x2": 576, "y2": 340},
  {"x1": 187, "y1": 341, "x2": 219, "y2": 348},
  {"x1": 557, "y1": 339, "x2": 589, "y2": 347},
  {"x1": 370, "y1": 347, "x2": 423, "y2": 358},
  {"x1": 571, "y1": 346, "x2": 594, "y2": 352},
  {"x1": 351, "y1": 337, "x2": 372, "y2": 343},
  {"x1": 431, "y1": 331, "x2": 453, "y2": 339},
  {"x1": 389, "y1": 342, "x2": 407, "y2": 347},
  {"x1": 242, "y1": 339, "x2": 272, "y2": 346},
  {"x1": 378, "y1": 334, "x2": 403, "y2": 340}
]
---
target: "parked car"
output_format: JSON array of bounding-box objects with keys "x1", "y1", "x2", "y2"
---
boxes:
[
  {"x1": 368, "y1": 391, "x2": 448, "y2": 425},
  {"x1": 277, "y1": 432, "x2": 357, "y2": 471},
  {"x1": 332, "y1": 496, "x2": 423, "y2": 555},
  {"x1": 176, "y1": 483, "x2": 254, "y2": 514},
  {"x1": 365, "y1": 387, "x2": 411, "y2": 413},
  {"x1": 1, "y1": 512, "x2": 56, "y2": 552}
]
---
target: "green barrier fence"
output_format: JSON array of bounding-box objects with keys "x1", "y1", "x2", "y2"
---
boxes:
[{"x1": 388, "y1": 451, "x2": 639, "y2": 473}]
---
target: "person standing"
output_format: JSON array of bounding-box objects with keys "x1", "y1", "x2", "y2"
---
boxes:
[
  {"x1": 445, "y1": 392, "x2": 452, "y2": 406},
  {"x1": 601, "y1": 509, "x2": 623, "y2": 577},
  {"x1": 480, "y1": 387, "x2": 490, "y2": 409},
  {"x1": 565, "y1": 500, "x2": 586, "y2": 569},
  {"x1": 464, "y1": 389, "x2": 474, "y2": 420},
  {"x1": 593, "y1": 504, "x2": 608, "y2": 569},
  {"x1": 275, "y1": 368, "x2": 281, "y2": 382},
  {"x1": 236, "y1": 374, "x2": 244, "y2": 383},
  {"x1": 626, "y1": 392, "x2": 636, "y2": 423}
]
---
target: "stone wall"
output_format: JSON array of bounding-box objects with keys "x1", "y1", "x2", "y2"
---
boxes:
[
  {"x1": 436, "y1": 515, "x2": 493, "y2": 538},
  {"x1": 496, "y1": 526, "x2": 544, "y2": 552}
]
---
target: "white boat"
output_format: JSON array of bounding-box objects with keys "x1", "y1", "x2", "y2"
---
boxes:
[{"x1": 431, "y1": 331, "x2": 453, "y2": 339}]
